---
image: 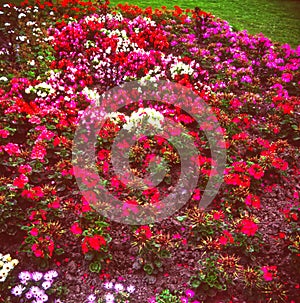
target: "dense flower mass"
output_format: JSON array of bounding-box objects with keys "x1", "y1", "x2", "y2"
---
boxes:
[{"x1": 0, "y1": 0, "x2": 299, "y2": 302}]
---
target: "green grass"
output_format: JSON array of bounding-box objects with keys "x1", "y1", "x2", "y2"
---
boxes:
[
  {"x1": 109, "y1": 0, "x2": 300, "y2": 48},
  {"x1": 1, "y1": 0, "x2": 300, "y2": 47}
]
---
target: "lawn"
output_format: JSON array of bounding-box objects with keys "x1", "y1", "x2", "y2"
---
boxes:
[{"x1": 109, "y1": 0, "x2": 300, "y2": 48}]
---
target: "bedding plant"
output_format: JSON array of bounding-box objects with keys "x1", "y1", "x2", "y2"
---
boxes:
[{"x1": 0, "y1": 1, "x2": 299, "y2": 302}]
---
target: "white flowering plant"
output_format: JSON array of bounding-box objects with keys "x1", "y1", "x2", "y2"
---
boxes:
[
  {"x1": 10, "y1": 270, "x2": 66, "y2": 303},
  {"x1": 0, "y1": 253, "x2": 19, "y2": 283},
  {"x1": 86, "y1": 281, "x2": 135, "y2": 303},
  {"x1": 123, "y1": 108, "x2": 165, "y2": 134}
]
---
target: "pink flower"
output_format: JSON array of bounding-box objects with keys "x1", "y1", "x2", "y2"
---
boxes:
[
  {"x1": 185, "y1": 289, "x2": 195, "y2": 298},
  {"x1": 261, "y1": 266, "x2": 277, "y2": 281},
  {"x1": 4, "y1": 143, "x2": 20, "y2": 156},
  {"x1": 245, "y1": 194, "x2": 261, "y2": 209},
  {"x1": 18, "y1": 164, "x2": 32, "y2": 174},
  {"x1": 30, "y1": 228, "x2": 39, "y2": 237},
  {"x1": 282, "y1": 73, "x2": 293, "y2": 83},
  {"x1": 240, "y1": 219, "x2": 258, "y2": 236},
  {"x1": 13, "y1": 174, "x2": 29, "y2": 189},
  {"x1": 248, "y1": 164, "x2": 264, "y2": 179},
  {"x1": 0, "y1": 129, "x2": 9, "y2": 138},
  {"x1": 70, "y1": 222, "x2": 82, "y2": 235}
]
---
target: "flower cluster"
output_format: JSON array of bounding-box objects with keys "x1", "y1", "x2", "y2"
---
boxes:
[
  {"x1": 0, "y1": 253, "x2": 19, "y2": 282},
  {"x1": 123, "y1": 108, "x2": 165, "y2": 133},
  {"x1": 11, "y1": 269, "x2": 62, "y2": 303},
  {"x1": 87, "y1": 280, "x2": 135, "y2": 303}
]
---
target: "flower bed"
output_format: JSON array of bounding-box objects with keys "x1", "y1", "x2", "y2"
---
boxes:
[{"x1": 0, "y1": 1, "x2": 299, "y2": 302}]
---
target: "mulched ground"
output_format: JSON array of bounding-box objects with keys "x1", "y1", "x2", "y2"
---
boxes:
[{"x1": 1, "y1": 152, "x2": 299, "y2": 303}]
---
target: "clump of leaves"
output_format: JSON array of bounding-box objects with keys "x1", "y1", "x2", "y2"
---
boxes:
[{"x1": 131, "y1": 225, "x2": 174, "y2": 275}]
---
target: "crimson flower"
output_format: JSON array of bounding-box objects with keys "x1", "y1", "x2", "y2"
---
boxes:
[
  {"x1": 248, "y1": 164, "x2": 264, "y2": 179},
  {"x1": 135, "y1": 226, "x2": 152, "y2": 241},
  {"x1": 240, "y1": 218, "x2": 258, "y2": 236},
  {"x1": 70, "y1": 222, "x2": 82, "y2": 235},
  {"x1": 245, "y1": 194, "x2": 261, "y2": 209}
]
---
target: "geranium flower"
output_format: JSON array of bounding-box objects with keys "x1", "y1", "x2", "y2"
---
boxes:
[
  {"x1": 240, "y1": 218, "x2": 258, "y2": 236},
  {"x1": 245, "y1": 194, "x2": 261, "y2": 209},
  {"x1": 0, "y1": 129, "x2": 9, "y2": 138},
  {"x1": 248, "y1": 164, "x2": 264, "y2": 179},
  {"x1": 70, "y1": 222, "x2": 82, "y2": 235},
  {"x1": 13, "y1": 174, "x2": 29, "y2": 189},
  {"x1": 261, "y1": 266, "x2": 277, "y2": 281},
  {"x1": 135, "y1": 225, "x2": 152, "y2": 240}
]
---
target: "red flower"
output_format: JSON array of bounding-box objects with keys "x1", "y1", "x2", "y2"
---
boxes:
[
  {"x1": 240, "y1": 219, "x2": 258, "y2": 236},
  {"x1": 245, "y1": 194, "x2": 261, "y2": 209},
  {"x1": 219, "y1": 236, "x2": 228, "y2": 245},
  {"x1": 70, "y1": 222, "x2": 82, "y2": 235},
  {"x1": 261, "y1": 266, "x2": 277, "y2": 281},
  {"x1": 248, "y1": 164, "x2": 264, "y2": 179},
  {"x1": 81, "y1": 235, "x2": 106, "y2": 254},
  {"x1": 135, "y1": 226, "x2": 152, "y2": 240},
  {"x1": 32, "y1": 243, "x2": 44, "y2": 258},
  {"x1": 18, "y1": 164, "x2": 32, "y2": 174},
  {"x1": 13, "y1": 174, "x2": 29, "y2": 189},
  {"x1": 30, "y1": 228, "x2": 39, "y2": 237},
  {"x1": 272, "y1": 158, "x2": 288, "y2": 171},
  {"x1": 212, "y1": 210, "x2": 224, "y2": 220},
  {"x1": 0, "y1": 129, "x2": 9, "y2": 138}
]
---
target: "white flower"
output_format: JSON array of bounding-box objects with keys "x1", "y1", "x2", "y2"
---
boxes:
[
  {"x1": 114, "y1": 283, "x2": 124, "y2": 292},
  {"x1": 0, "y1": 76, "x2": 8, "y2": 82},
  {"x1": 11, "y1": 285, "x2": 25, "y2": 296},
  {"x1": 3, "y1": 262, "x2": 13, "y2": 271},
  {"x1": 87, "y1": 294, "x2": 96, "y2": 302},
  {"x1": 29, "y1": 285, "x2": 40, "y2": 296},
  {"x1": 40, "y1": 293, "x2": 48, "y2": 302},
  {"x1": 104, "y1": 281, "x2": 113, "y2": 289},
  {"x1": 105, "y1": 293, "x2": 114, "y2": 303},
  {"x1": 42, "y1": 281, "x2": 52, "y2": 290},
  {"x1": 127, "y1": 285, "x2": 135, "y2": 293},
  {"x1": 4, "y1": 22, "x2": 10, "y2": 26},
  {"x1": 32, "y1": 272, "x2": 43, "y2": 281},
  {"x1": 44, "y1": 270, "x2": 58, "y2": 280},
  {"x1": 0, "y1": 269, "x2": 8, "y2": 280},
  {"x1": 2, "y1": 254, "x2": 11, "y2": 262},
  {"x1": 18, "y1": 13, "x2": 26, "y2": 18},
  {"x1": 25, "y1": 291, "x2": 33, "y2": 299},
  {"x1": 19, "y1": 271, "x2": 31, "y2": 281}
]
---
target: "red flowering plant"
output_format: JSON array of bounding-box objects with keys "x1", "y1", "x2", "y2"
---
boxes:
[
  {"x1": 20, "y1": 207, "x2": 66, "y2": 268},
  {"x1": 182, "y1": 207, "x2": 227, "y2": 247},
  {"x1": 190, "y1": 252, "x2": 243, "y2": 297},
  {"x1": 17, "y1": 183, "x2": 67, "y2": 265},
  {"x1": 69, "y1": 210, "x2": 112, "y2": 273},
  {"x1": 131, "y1": 225, "x2": 176, "y2": 275}
]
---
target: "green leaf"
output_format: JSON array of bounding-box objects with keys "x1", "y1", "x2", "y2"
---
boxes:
[
  {"x1": 176, "y1": 215, "x2": 186, "y2": 222},
  {"x1": 89, "y1": 261, "x2": 101, "y2": 273},
  {"x1": 190, "y1": 278, "x2": 201, "y2": 288},
  {"x1": 143, "y1": 263, "x2": 154, "y2": 275}
]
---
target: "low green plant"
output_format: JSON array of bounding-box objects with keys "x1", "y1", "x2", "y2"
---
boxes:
[
  {"x1": 155, "y1": 289, "x2": 181, "y2": 303},
  {"x1": 131, "y1": 225, "x2": 174, "y2": 275}
]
